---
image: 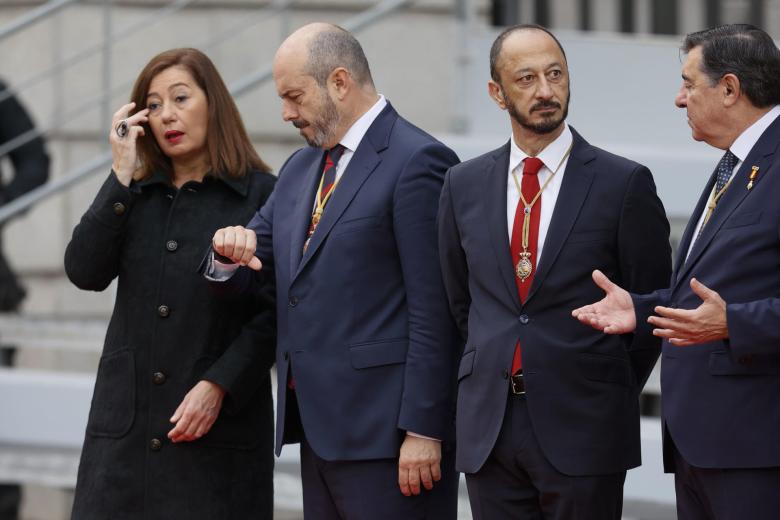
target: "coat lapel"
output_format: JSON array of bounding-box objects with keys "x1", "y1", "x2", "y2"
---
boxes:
[
  {"x1": 675, "y1": 140, "x2": 778, "y2": 289},
  {"x1": 482, "y1": 142, "x2": 522, "y2": 313},
  {"x1": 524, "y1": 129, "x2": 595, "y2": 303},
  {"x1": 289, "y1": 154, "x2": 326, "y2": 278},
  {"x1": 292, "y1": 104, "x2": 396, "y2": 280},
  {"x1": 671, "y1": 168, "x2": 717, "y2": 284}
]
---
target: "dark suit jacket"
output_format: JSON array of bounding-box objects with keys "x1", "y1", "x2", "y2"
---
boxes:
[
  {"x1": 633, "y1": 115, "x2": 780, "y2": 472},
  {"x1": 438, "y1": 128, "x2": 671, "y2": 476},
  {"x1": 227, "y1": 103, "x2": 460, "y2": 460}
]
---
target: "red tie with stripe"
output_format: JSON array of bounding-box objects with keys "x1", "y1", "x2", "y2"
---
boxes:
[{"x1": 510, "y1": 157, "x2": 544, "y2": 374}]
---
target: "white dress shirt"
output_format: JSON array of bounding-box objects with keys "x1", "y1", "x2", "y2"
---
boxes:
[
  {"x1": 507, "y1": 123, "x2": 573, "y2": 265},
  {"x1": 686, "y1": 105, "x2": 780, "y2": 260}
]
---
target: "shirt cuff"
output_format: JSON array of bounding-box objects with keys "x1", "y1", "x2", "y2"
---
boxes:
[
  {"x1": 407, "y1": 431, "x2": 441, "y2": 442},
  {"x1": 204, "y1": 251, "x2": 240, "y2": 281}
]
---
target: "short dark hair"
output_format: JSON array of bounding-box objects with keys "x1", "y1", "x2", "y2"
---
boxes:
[
  {"x1": 305, "y1": 26, "x2": 374, "y2": 87},
  {"x1": 683, "y1": 24, "x2": 780, "y2": 107},
  {"x1": 489, "y1": 24, "x2": 567, "y2": 84}
]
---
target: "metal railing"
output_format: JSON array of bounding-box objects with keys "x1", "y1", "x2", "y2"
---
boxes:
[
  {"x1": 0, "y1": 0, "x2": 423, "y2": 225},
  {"x1": 0, "y1": 0, "x2": 77, "y2": 41}
]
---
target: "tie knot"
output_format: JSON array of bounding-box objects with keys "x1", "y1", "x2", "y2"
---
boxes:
[
  {"x1": 522, "y1": 157, "x2": 544, "y2": 176},
  {"x1": 329, "y1": 144, "x2": 346, "y2": 165},
  {"x1": 714, "y1": 150, "x2": 737, "y2": 193},
  {"x1": 720, "y1": 150, "x2": 737, "y2": 169}
]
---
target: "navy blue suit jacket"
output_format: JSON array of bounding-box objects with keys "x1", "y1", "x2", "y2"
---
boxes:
[
  {"x1": 633, "y1": 115, "x2": 780, "y2": 472},
  {"x1": 228, "y1": 103, "x2": 460, "y2": 460},
  {"x1": 438, "y1": 129, "x2": 671, "y2": 475}
]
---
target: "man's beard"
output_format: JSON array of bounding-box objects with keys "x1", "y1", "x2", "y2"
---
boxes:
[
  {"x1": 505, "y1": 91, "x2": 570, "y2": 135},
  {"x1": 292, "y1": 88, "x2": 341, "y2": 148}
]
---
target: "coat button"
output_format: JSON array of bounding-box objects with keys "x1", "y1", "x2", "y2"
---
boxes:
[
  {"x1": 157, "y1": 305, "x2": 170, "y2": 317},
  {"x1": 113, "y1": 202, "x2": 126, "y2": 215},
  {"x1": 518, "y1": 314, "x2": 529, "y2": 324},
  {"x1": 502, "y1": 369, "x2": 509, "y2": 380},
  {"x1": 166, "y1": 240, "x2": 178, "y2": 252},
  {"x1": 150, "y1": 438, "x2": 162, "y2": 451},
  {"x1": 289, "y1": 296, "x2": 298, "y2": 307},
  {"x1": 152, "y1": 372, "x2": 166, "y2": 385}
]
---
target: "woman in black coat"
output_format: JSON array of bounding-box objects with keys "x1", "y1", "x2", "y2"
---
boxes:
[{"x1": 65, "y1": 48, "x2": 276, "y2": 519}]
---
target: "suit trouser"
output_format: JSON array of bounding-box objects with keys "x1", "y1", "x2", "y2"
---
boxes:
[
  {"x1": 465, "y1": 392, "x2": 625, "y2": 520},
  {"x1": 671, "y1": 436, "x2": 780, "y2": 520},
  {"x1": 286, "y1": 389, "x2": 459, "y2": 520}
]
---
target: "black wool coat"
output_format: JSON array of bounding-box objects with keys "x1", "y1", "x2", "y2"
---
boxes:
[{"x1": 65, "y1": 169, "x2": 276, "y2": 520}]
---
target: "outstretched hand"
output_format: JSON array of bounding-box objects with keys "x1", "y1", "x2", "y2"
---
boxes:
[
  {"x1": 572, "y1": 270, "x2": 637, "y2": 334},
  {"x1": 648, "y1": 278, "x2": 728, "y2": 346}
]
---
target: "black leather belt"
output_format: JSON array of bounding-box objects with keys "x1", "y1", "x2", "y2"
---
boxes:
[{"x1": 510, "y1": 372, "x2": 525, "y2": 395}]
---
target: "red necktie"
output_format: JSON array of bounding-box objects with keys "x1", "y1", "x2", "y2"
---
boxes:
[
  {"x1": 320, "y1": 144, "x2": 345, "y2": 199},
  {"x1": 510, "y1": 157, "x2": 544, "y2": 374}
]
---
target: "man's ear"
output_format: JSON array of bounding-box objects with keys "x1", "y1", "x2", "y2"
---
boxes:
[
  {"x1": 488, "y1": 80, "x2": 507, "y2": 110},
  {"x1": 329, "y1": 67, "x2": 351, "y2": 101},
  {"x1": 721, "y1": 73, "x2": 741, "y2": 107}
]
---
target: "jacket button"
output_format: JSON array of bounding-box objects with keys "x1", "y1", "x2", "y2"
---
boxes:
[
  {"x1": 157, "y1": 305, "x2": 170, "y2": 317},
  {"x1": 502, "y1": 369, "x2": 509, "y2": 380},
  {"x1": 150, "y1": 438, "x2": 162, "y2": 451},
  {"x1": 518, "y1": 314, "x2": 529, "y2": 324},
  {"x1": 152, "y1": 372, "x2": 166, "y2": 385},
  {"x1": 166, "y1": 240, "x2": 178, "y2": 252},
  {"x1": 113, "y1": 202, "x2": 126, "y2": 215},
  {"x1": 289, "y1": 296, "x2": 298, "y2": 307}
]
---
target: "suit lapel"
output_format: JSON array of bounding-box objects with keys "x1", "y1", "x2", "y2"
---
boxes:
[
  {"x1": 675, "y1": 116, "x2": 780, "y2": 289},
  {"x1": 675, "y1": 150, "x2": 775, "y2": 288},
  {"x1": 524, "y1": 129, "x2": 595, "y2": 303},
  {"x1": 482, "y1": 143, "x2": 522, "y2": 312},
  {"x1": 671, "y1": 168, "x2": 717, "y2": 284},
  {"x1": 289, "y1": 153, "x2": 326, "y2": 278},
  {"x1": 293, "y1": 104, "x2": 396, "y2": 280}
]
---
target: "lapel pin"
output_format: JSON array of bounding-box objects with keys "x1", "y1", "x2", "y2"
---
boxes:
[{"x1": 747, "y1": 166, "x2": 759, "y2": 190}]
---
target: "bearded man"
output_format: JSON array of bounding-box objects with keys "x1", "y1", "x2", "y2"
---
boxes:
[
  {"x1": 437, "y1": 24, "x2": 671, "y2": 519},
  {"x1": 208, "y1": 23, "x2": 460, "y2": 519}
]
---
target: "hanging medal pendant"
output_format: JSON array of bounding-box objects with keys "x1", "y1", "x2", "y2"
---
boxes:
[
  {"x1": 312, "y1": 208, "x2": 322, "y2": 227},
  {"x1": 516, "y1": 251, "x2": 533, "y2": 281}
]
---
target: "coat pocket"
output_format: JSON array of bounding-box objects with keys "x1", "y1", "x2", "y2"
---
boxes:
[
  {"x1": 579, "y1": 352, "x2": 632, "y2": 387},
  {"x1": 457, "y1": 350, "x2": 476, "y2": 381},
  {"x1": 722, "y1": 210, "x2": 761, "y2": 229},
  {"x1": 709, "y1": 350, "x2": 780, "y2": 375},
  {"x1": 349, "y1": 338, "x2": 408, "y2": 369},
  {"x1": 87, "y1": 349, "x2": 136, "y2": 438}
]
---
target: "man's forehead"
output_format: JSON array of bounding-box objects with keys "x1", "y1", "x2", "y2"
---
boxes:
[{"x1": 500, "y1": 30, "x2": 566, "y2": 67}]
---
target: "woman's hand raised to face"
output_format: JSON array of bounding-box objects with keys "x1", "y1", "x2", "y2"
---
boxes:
[{"x1": 109, "y1": 102, "x2": 150, "y2": 186}]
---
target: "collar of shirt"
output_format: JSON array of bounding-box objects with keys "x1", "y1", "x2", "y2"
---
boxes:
[
  {"x1": 729, "y1": 104, "x2": 780, "y2": 164},
  {"x1": 508, "y1": 122, "x2": 573, "y2": 175},
  {"x1": 338, "y1": 95, "x2": 387, "y2": 155},
  {"x1": 330, "y1": 95, "x2": 387, "y2": 183}
]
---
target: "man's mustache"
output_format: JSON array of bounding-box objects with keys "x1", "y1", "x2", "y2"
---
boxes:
[
  {"x1": 531, "y1": 101, "x2": 561, "y2": 112},
  {"x1": 292, "y1": 120, "x2": 309, "y2": 129}
]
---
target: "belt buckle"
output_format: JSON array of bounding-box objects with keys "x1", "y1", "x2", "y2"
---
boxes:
[{"x1": 510, "y1": 372, "x2": 525, "y2": 395}]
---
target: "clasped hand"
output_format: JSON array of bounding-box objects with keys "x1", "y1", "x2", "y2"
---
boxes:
[{"x1": 212, "y1": 226, "x2": 263, "y2": 271}]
